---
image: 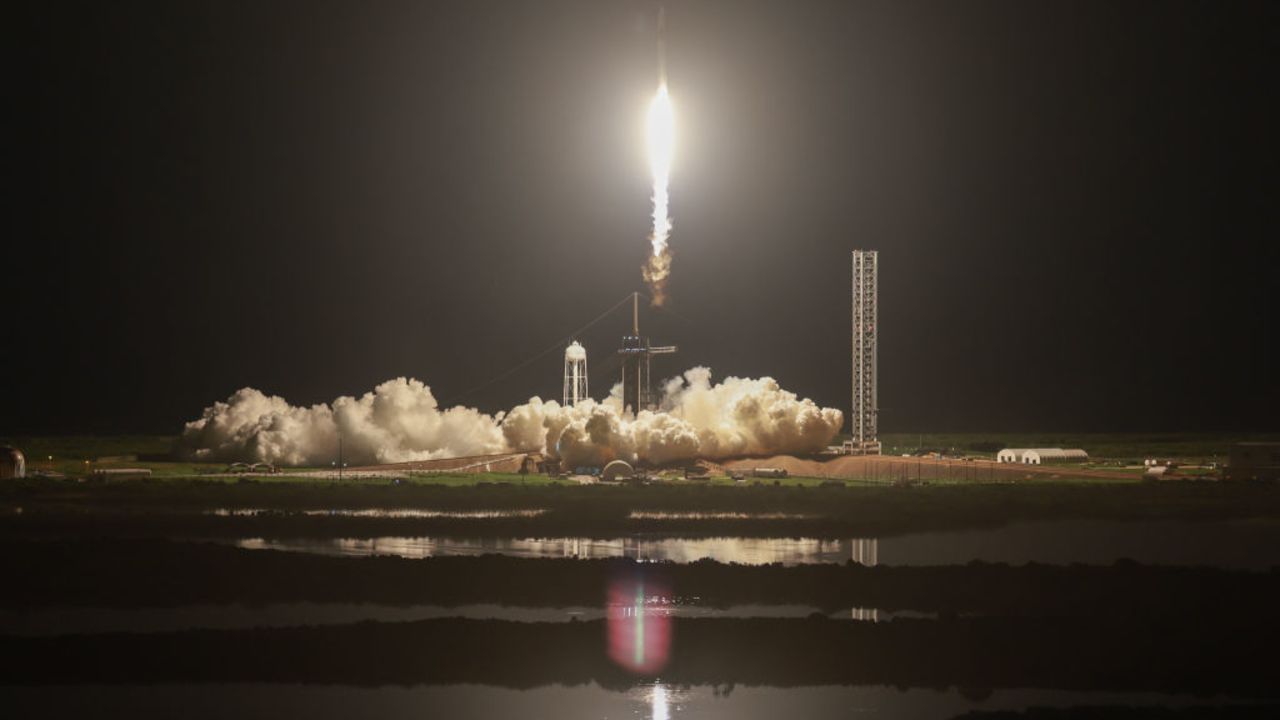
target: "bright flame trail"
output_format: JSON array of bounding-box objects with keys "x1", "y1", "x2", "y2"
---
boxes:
[{"x1": 642, "y1": 82, "x2": 674, "y2": 305}]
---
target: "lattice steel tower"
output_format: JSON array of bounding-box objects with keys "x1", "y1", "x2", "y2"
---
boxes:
[
  {"x1": 850, "y1": 250, "x2": 881, "y2": 453},
  {"x1": 618, "y1": 292, "x2": 676, "y2": 414}
]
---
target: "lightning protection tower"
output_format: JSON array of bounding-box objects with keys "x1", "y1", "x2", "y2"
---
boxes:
[
  {"x1": 563, "y1": 341, "x2": 589, "y2": 407},
  {"x1": 850, "y1": 250, "x2": 881, "y2": 454}
]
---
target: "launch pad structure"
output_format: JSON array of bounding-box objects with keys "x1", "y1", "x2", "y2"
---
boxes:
[
  {"x1": 848, "y1": 250, "x2": 882, "y2": 455},
  {"x1": 618, "y1": 292, "x2": 676, "y2": 414}
]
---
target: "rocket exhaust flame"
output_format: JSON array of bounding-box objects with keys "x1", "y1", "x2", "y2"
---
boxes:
[
  {"x1": 643, "y1": 83, "x2": 674, "y2": 305},
  {"x1": 642, "y1": 15, "x2": 675, "y2": 306}
]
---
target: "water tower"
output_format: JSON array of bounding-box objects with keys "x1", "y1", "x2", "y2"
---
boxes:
[{"x1": 563, "y1": 341, "x2": 589, "y2": 406}]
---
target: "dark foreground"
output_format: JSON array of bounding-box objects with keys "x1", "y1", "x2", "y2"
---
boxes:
[
  {"x1": 6, "y1": 614, "x2": 1278, "y2": 695},
  {"x1": 2, "y1": 479, "x2": 1277, "y2": 719}
]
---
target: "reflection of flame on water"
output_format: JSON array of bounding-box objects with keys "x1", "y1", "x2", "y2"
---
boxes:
[
  {"x1": 651, "y1": 683, "x2": 670, "y2": 720},
  {"x1": 628, "y1": 682, "x2": 677, "y2": 720},
  {"x1": 607, "y1": 577, "x2": 672, "y2": 675}
]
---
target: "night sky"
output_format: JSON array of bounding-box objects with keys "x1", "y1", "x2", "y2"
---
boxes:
[{"x1": 10, "y1": 0, "x2": 1276, "y2": 435}]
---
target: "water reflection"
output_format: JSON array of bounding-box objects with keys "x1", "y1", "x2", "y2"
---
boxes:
[
  {"x1": 851, "y1": 538, "x2": 878, "y2": 566},
  {"x1": 207, "y1": 508, "x2": 545, "y2": 519},
  {"x1": 628, "y1": 511, "x2": 813, "y2": 520},
  {"x1": 652, "y1": 684, "x2": 670, "y2": 720},
  {"x1": 229, "y1": 519, "x2": 1280, "y2": 568},
  {"x1": 0, "y1": 603, "x2": 918, "y2": 637},
  {"x1": 235, "y1": 536, "x2": 860, "y2": 565},
  {"x1": 850, "y1": 607, "x2": 880, "y2": 622},
  {"x1": 4, "y1": 684, "x2": 1263, "y2": 720},
  {"x1": 608, "y1": 578, "x2": 672, "y2": 674}
]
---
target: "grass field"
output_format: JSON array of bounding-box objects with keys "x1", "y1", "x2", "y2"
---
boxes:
[
  {"x1": 3, "y1": 474, "x2": 1277, "y2": 540},
  {"x1": 3, "y1": 433, "x2": 1273, "y2": 485}
]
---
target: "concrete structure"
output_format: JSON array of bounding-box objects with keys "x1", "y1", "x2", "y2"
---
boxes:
[
  {"x1": 0, "y1": 447, "x2": 25, "y2": 479},
  {"x1": 617, "y1": 292, "x2": 676, "y2": 413},
  {"x1": 1020, "y1": 448, "x2": 1089, "y2": 465},
  {"x1": 849, "y1": 250, "x2": 881, "y2": 455},
  {"x1": 1224, "y1": 442, "x2": 1280, "y2": 481},
  {"x1": 563, "y1": 341, "x2": 589, "y2": 407}
]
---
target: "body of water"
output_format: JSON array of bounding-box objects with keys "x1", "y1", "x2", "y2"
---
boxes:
[
  {"x1": 1, "y1": 683, "x2": 1267, "y2": 720},
  {"x1": 228, "y1": 519, "x2": 1280, "y2": 568},
  {"x1": 0, "y1": 603, "x2": 931, "y2": 637}
]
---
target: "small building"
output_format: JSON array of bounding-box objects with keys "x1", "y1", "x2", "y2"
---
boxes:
[
  {"x1": 1224, "y1": 442, "x2": 1280, "y2": 481},
  {"x1": 1, "y1": 447, "x2": 25, "y2": 479},
  {"x1": 601, "y1": 460, "x2": 635, "y2": 483},
  {"x1": 997, "y1": 448, "x2": 1026, "y2": 464},
  {"x1": 1021, "y1": 448, "x2": 1089, "y2": 465}
]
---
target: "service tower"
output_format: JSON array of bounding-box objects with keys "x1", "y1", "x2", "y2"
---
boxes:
[
  {"x1": 850, "y1": 250, "x2": 882, "y2": 454},
  {"x1": 618, "y1": 292, "x2": 676, "y2": 414}
]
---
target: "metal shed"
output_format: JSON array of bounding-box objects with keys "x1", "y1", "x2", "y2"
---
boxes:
[{"x1": 1021, "y1": 448, "x2": 1089, "y2": 465}]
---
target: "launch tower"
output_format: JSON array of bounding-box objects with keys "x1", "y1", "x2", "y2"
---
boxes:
[
  {"x1": 618, "y1": 292, "x2": 676, "y2": 414},
  {"x1": 850, "y1": 250, "x2": 881, "y2": 454}
]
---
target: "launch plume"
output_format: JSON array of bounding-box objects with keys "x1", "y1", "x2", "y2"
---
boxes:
[
  {"x1": 180, "y1": 369, "x2": 843, "y2": 468},
  {"x1": 178, "y1": 378, "x2": 507, "y2": 466},
  {"x1": 642, "y1": 80, "x2": 675, "y2": 305},
  {"x1": 504, "y1": 367, "x2": 843, "y2": 466}
]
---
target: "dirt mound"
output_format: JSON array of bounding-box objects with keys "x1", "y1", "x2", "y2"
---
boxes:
[{"x1": 721, "y1": 455, "x2": 872, "y2": 478}]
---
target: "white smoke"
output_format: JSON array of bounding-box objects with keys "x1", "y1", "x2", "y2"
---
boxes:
[
  {"x1": 179, "y1": 368, "x2": 843, "y2": 467},
  {"x1": 503, "y1": 367, "x2": 843, "y2": 467},
  {"x1": 178, "y1": 377, "x2": 507, "y2": 466}
]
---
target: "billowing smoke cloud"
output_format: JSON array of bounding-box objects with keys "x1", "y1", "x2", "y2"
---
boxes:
[
  {"x1": 504, "y1": 367, "x2": 843, "y2": 466},
  {"x1": 180, "y1": 368, "x2": 843, "y2": 467},
  {"x1": 178, "y1": 378, "x2": 507, "y2": 466}
]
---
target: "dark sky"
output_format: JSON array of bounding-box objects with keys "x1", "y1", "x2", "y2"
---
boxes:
[{"x1": 10, "y1": 0, "x2": 1276, "y2": 435}]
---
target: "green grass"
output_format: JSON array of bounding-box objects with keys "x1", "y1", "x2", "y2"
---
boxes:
[
  {"x1": 4, "y1": 477, "x2": 1276, "y2": 541},
  {"x1": 4, "y1": 433, "x2": 1270, "y2": 485}
]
